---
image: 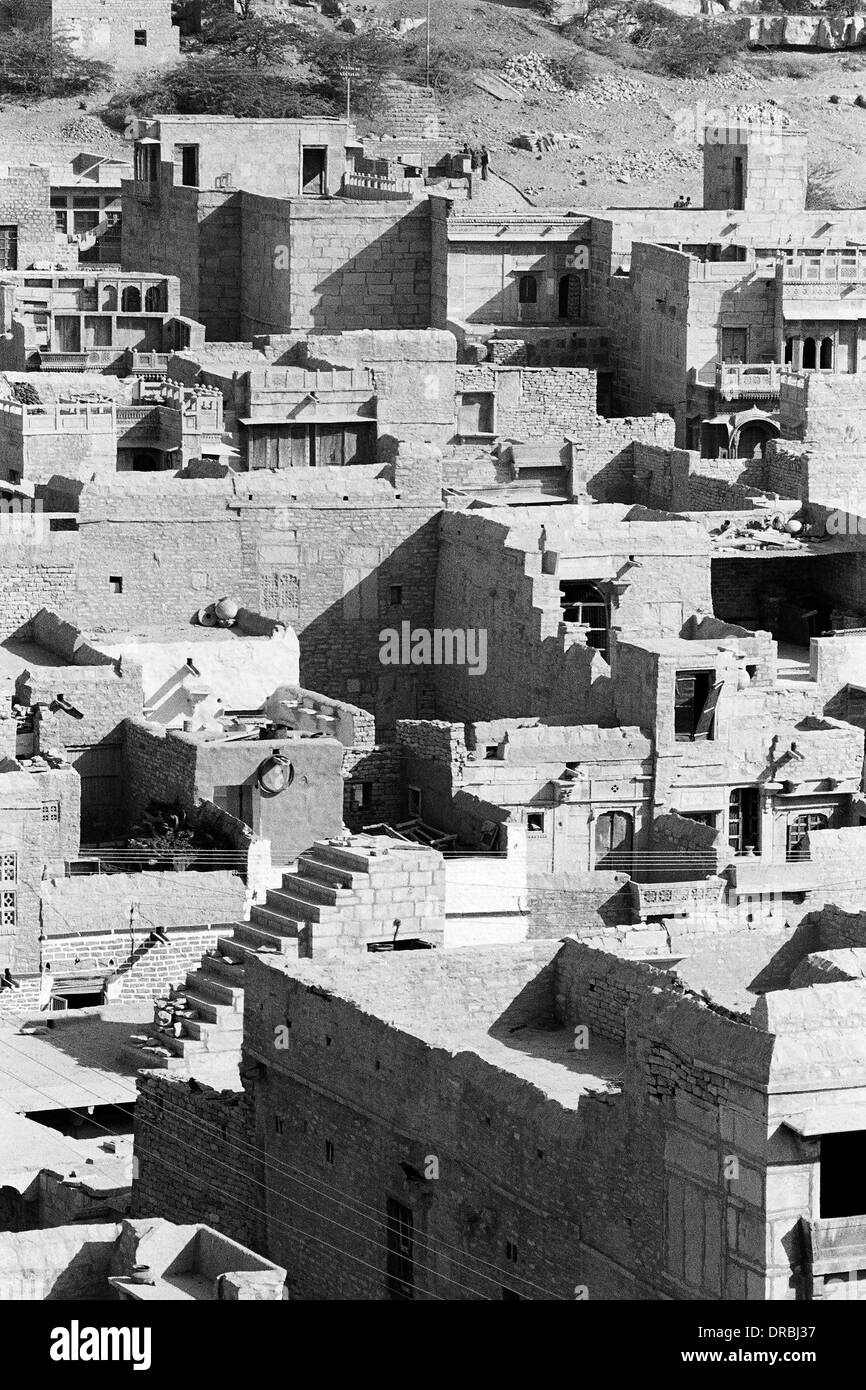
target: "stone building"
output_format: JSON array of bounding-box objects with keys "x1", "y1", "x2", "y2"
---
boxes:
[
  {"x1": 130, "y1": 930, "x2": 866, "y2": 1300},
  {"x1": 0, "y1": 268, "x2": 203, "y2": 372},
  {"x1": 11, "y1": 0, "x2": 179, "y2": 68}
]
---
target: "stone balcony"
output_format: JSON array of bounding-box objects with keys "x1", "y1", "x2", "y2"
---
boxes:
[{"x1": 716, "y1": 361, "x2": 782, "y2": 401}]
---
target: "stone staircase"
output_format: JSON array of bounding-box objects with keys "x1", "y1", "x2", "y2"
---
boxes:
[{"x1": 121, "y1": 839, "x2": 427, "y2": 1078}]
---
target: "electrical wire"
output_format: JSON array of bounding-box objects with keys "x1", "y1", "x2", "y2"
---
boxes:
[{"x1": 0, "y1": 1036, "x2": 568, "y2": 1300}]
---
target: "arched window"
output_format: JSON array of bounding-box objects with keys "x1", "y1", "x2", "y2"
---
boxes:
[
  {"x1": 518, "y1": 274, "x2": 537, "y2": 305},
  {"x1": 802, "y1": 336, "x2": 816, "y2": 369},
  {"x1": 144, "y1": 285, "x2": 163, "y2": 313},
  {"x1": 101, "y1": 285, "x2": 117, "y2": 312},
  {"x1": 559, "y1": 581, "x2": 608, "y2": 659},
  {"x1": 784, "y1": 337, "x2": 794, "y2": 364},
  {"x1": 787, "y1": 812, "x2": 828, "y2": 861},
  {"x1": 820, "y1": 336, "x2": 834, "y2": 370},
  {"x1": 121, "y1": 286, "x2": 141, "y2": 312}
]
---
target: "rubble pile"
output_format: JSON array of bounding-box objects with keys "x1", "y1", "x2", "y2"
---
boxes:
[{"x1": 503, "y1": 52, "x2": 571, "y2": 94}]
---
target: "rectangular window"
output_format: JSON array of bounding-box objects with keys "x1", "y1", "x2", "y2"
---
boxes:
[
  {"x1": 0, "y1": 889, "x2": 16, "y2": 932},
  {"x1": 0, "y1": 853, "x2": 17, "y2": 882},
  {"x1": 109, "y1": 576, "x2": 123, "y2": 593},
  {"x1": 325, "y1": 1139, "x2": 335, "y2": 1165},
  {"x1": 134, "y1": 29, "x2": 147, "y2": 45},
  {"x1": 54, "y1": 210, "x2": 69, "y2": 234},
  {"x1": 0, "y1": 226, "x2": 18, "y2": 271},
  {"x1": 820, "y1": 1130, "x2": 866, "y2": 1217},
  {"x1": 348, "y1": 783, "x2": 372, "y2": 813},
  {"x1": 674, "y1": 671, "x2": 720, "y2": 742},
  {"x1": 526, "y1": 812, "x2": 545, "y2": 834},
  {"x1": 407, "y1": 786, "x2": 421, "y2": 818},
  {"x1": 41, "y1": 801, "x2": 61, "y2": 823},
  {"x1": 389, "y1": 585, "x2": 403, "y2": 606},
  {"x1": 385, "y1": 1197, "x2": 414, "y2": 1300}
]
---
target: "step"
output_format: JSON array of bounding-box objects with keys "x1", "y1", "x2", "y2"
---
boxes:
[
  {"x1": 296, "y1": 852, "x2": 363, "y2": 889},
  {"x1": 182, "y1": 1015, "x2": 244, "y2": 1044},
  {"x1": 308, "y1": 841, "x2": 383, "y2": 874},
  {"x1": 279, "y1": 872, "x2": 348, "y2": 907},
  {"x1": 249, "y1": 904, "x2": 303, "y2": 936},
  {"x1": 197, "y1": 950, "x2": 246, "y2": 986},
  {"x1": 263, "y1": 889, "x2": 334, "y2": 923},
  {"x1": 184, "y1": 969, "x2": 244, "y2": 1009},
  {"x1": 181, "y1": 991, "x2": 241, "y2": 1025},
  {"x1": 233, "y1": 921, "x2": 301, "y2": 955}
]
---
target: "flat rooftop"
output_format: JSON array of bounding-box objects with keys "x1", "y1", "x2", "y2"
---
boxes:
[{"x1": 0, "y1": 1006, "x2": 148, "y2": 1114}]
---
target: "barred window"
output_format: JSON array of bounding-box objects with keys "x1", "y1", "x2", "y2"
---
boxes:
[
  {"x1": 0, "y1": 890, "x2": 16, "y2": 930},
  {"x1": 42, "y1": 801, "x2": 61, "y2": 823},
  {"x1": 0, "y1": 853, "x2": 17, "y2": 882}
]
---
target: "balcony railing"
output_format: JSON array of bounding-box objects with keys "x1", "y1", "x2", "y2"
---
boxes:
[
  {"x1": 0, "y1": 399, "x2": 115, "y2": 432},
  {"x1": 783, "y1": 253, "x2": 866, "y2": 284},
  {"x1": 716, "y1": 362, "x2": 782, "y2": 401}
]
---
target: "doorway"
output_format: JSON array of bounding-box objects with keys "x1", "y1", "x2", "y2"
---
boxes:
[
  {"x1": 302, "y1": 148, "x2": 327, "y2": 196},
  {"x1": 54, "y1": 317, "x2": 82, "y2": 353},
  {"x1": 728, "y1": 786, "x2": 760, "y2": 856},
  {"x1": 594, "y1": 810, "x2": 634, "y2": 871}
]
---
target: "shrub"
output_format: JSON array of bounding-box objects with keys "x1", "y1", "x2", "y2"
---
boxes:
[
  {"x1": 105, "y1": 53, "x2": 337, "y2": 123},
  {"x1": 806, "y1": 161, "x2": 841, "y2": 209},
  {"x1": 628, "y1": 8, "x2": 744, "y2": 77},
  {"x1": 0, "y1": 23, "x2": 111, "y2": 99}
]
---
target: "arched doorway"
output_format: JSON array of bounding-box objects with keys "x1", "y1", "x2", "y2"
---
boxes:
[
  {"x1": 558, "y1": 273, "x2": 580, "y2": 320},
  {"x1": 802, "y1": 336, "x2": 817, "y2": 369},
  {"x1": 594, "y1": 810, "x2": 633, "y2": 871},
  {"x1": 732, "y1": 418, "x2": 778, "y2": 459}
]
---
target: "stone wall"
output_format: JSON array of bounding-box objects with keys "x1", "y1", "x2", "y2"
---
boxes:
[
  {"x1": 0, "y1": 476, "x2": 442, "y2": 728},
  {"x1": 0, "y1": 166, "x2": 57, "y2": 268},
  {"x1": 240, "y1": 197, "x2": 434, "y2": 337},
  {"x1": 12, "y1": 0, "x2": 180, "y2": 67},
  {"x1": 0, "y1": 923, "x2": 225, "y2": 1024},
  {"x1": 131, "y1": 1076, "x2": 263, "y2": 1253}
]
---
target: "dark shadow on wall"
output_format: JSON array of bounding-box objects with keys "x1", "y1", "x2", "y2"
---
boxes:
[
  {"x1": 303, "y1": 209, "x2": 433, "y2": 331},
  {"x1": 290, "y1": 516, "x2": 441, "y2": 733}
]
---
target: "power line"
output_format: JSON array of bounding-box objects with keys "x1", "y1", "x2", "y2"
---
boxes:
[{"x1": 0, "y1": 1038, "x2": 566, "y2": 1299}]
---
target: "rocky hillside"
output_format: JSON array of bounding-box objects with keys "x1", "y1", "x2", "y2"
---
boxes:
[{"x1": 2, "y1": 0, "x2": 866, "y2": 209}]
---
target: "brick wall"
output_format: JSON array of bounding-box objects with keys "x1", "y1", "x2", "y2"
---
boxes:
[{"x1": 0, "y1": 922, "x2": 225, "y2": 1023}]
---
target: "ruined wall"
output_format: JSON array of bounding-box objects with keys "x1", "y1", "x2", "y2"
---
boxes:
[{"x1": 131, "y1": 1077, "x2": 263, "y2": 1253}]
